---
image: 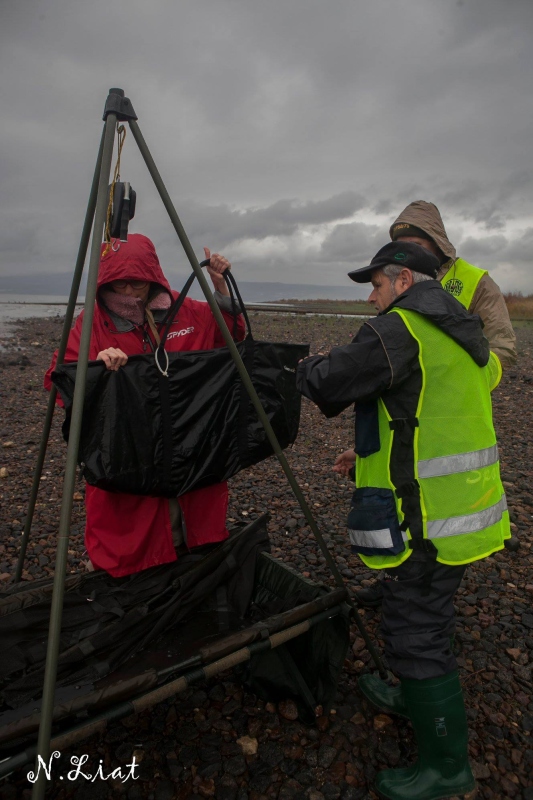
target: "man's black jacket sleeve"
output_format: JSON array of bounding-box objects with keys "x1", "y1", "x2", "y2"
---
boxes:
[
  {"x1": 295, "y1": 323, "x2": 393, "y2": 417},
  {"x1": 295, "y1": 318, "x2": 420, "y2": 418}
]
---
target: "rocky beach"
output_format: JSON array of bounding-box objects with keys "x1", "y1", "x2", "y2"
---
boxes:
[{"x1": 0, "y1": 311, "x2": 532, "y2": 800}]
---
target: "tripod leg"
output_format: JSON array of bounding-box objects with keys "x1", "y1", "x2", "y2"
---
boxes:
[
  {"x1": 30, "y1": 114, "x2": 118, "y2": 800},
  {"x1": 15, "y1": 128, "x2": 106, "y2": 583},
  {"x1": 128, "y1": 119, "x2": 386, "y2": 679}
]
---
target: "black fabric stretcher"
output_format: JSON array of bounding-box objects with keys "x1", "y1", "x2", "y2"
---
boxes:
[{"x1": 0, "y1": 517, "x2": 350, "y2": 759}]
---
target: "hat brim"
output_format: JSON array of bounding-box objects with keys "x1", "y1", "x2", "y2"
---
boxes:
[{"x1": 347, "y1": 265, "x2": 375, "y2": 283}]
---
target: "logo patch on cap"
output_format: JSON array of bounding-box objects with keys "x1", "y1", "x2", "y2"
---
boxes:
[
  {"x1": 394, "y1": 252, "x2": 407, "y2": 262},
  {"x1": 444, "y1": 278, "x2": 463, "y2": 297}
]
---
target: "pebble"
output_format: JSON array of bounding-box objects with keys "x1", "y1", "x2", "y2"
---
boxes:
[
  {"x1": 236, "y1": 736, "x2": 258, "y2": 755},
  {"x1": 373, "y1": 714, "x2": 393, "y2": 731},
  {"x1": 278, "y1": 699, "x2": 299, "y2": 720}
]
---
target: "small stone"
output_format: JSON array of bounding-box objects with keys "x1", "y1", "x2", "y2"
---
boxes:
[
  {"x1": 378, "y1": 735, "x2": 401, "y2": 766},
  {"x1": 154, "y1": 779, "x2": 176, "y2": 800},
  {"x1": 284, "y1": 745, "x2": 304, "y2": 760},
  {"x1": 2, "y1": 442, "x2": 14, "y2": 448},
  {"x1": 196, "y1": 778, "x2": 216, "y2": 798},
  {"x1": 278, "y1": 698, "x2": 299, "y2": 720},
  {"x1": 165, "y1": 751, "x2": 182, "y2": 780},
  {"x1": 521, "y1": 613, "x2": 533, "y2": 630},
  {"x1": 321, "y1": 782, "x2": 342, "y2": 800},
  {"x1": 350, "y1": 712, "x2": 365, "y2": 725},
  {"x1": 0, "y1": 468, "x2": 8, "y2": 479},
  {"x1": 236, "y1": 736, "x2": 258, "y2": 755},
  {"x1": 471, "y1": 761, "x2": 490, "y2": 779},
  {"x1": 521, "y1": 714, "x2": 533, "y2": 732},
  {"x1": 373, "y1": 714, "x2": 393, "y2": 731},
  {"x1": 315, "y1": 715, "x2": 330, "y2": 732},
  {"x1": 223, "y1": 755, "x2": 247, "y2": 776},
  {"x1": 317, "y1": 744, "x2": 337, "y2": 769},
  {"x1": 260, "y1": 741, "x2": 284, "y2": 767}
]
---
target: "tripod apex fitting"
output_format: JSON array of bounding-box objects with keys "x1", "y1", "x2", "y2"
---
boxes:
[{"x1": 103, "y1": 88, "x2": 138, "y2": 122}]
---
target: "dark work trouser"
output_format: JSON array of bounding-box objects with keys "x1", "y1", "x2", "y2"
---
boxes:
[{"x1": 380, "y1": 553, "x2": 467, "y2": 680}]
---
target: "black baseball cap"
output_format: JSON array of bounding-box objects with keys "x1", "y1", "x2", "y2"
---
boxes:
[{"x1": 347, "y1": 241, "x2": 441, "y2": 283}]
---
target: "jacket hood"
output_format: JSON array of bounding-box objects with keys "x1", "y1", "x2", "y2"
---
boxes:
[
  {"x1": 389, "y1": 200, "x2": 456, "y2": 262},
  {"x1": 385, "y1": 281, "x2": 489, "y2": 366},
  {"x1": 97, "y1": 234, "x2": 172, "y2": 295}
]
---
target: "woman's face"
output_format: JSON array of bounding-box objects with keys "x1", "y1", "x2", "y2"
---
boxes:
[{"x1": 110, "y1": 279, "x2": 150, "y2": 304}]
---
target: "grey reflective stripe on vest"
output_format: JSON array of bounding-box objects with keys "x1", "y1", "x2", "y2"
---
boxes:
[
  {"x1": 418, "y1": 444, "x2": 499, "y2": 479},
  {"x1": 427, "y1": 494, "x2": 507, "y2": 539},
  {"x1": 349, "y1": 528, "x2": 407, "y2": 549}
]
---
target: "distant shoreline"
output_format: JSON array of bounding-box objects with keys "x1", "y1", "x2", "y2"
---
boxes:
[{"x1": 1, "y1": 296, "x2": 531, "y2": 324}]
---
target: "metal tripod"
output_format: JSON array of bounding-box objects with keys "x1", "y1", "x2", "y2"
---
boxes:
[{"x1": 23, "y1": 88, "x2": 386, "y2": 799}]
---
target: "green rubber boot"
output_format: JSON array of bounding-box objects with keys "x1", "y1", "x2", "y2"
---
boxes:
[
  {"x1": 376, "y1": 671, "x2": 476, "y2": 800},
  {"x1": 358, "y1": 673, "x2": 409, "y2": 718}
]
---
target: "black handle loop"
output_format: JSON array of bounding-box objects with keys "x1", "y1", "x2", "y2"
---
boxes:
[
  {"x1": 158, "y1": 260, "x2": 251, "y2": 352},
  {"x1": 224, "y1": 269, "x2": 253, "y2": 339}
]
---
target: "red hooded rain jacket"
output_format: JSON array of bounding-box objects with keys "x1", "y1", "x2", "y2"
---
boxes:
[{"x1": 44, "y1": 234, "x2": 245, "y2": 576}]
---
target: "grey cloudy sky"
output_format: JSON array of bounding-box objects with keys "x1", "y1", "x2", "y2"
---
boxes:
[{"x1": 1, "y1": 0, "x2": 533, "y2": 297}]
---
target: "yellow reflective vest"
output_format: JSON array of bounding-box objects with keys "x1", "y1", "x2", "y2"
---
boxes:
[
  {"x1": 441, "y1": 257, "x2": 486, "y2": 309},
  {"x1": 441, "y1": 258, "x2": 502, "y2": 387},
  {"x1": 352, "y1": 307, "x2": 510, "y2": 570}
]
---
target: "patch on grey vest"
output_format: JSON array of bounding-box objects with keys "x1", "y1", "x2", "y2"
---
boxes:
[{"x1": 444, "y1": 278, "x2": 463, "y2": 297}]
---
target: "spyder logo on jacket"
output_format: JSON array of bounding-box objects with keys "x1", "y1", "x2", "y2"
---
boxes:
[{"x1": 166, "y1": 326, "x2": 195, "y2": 340}]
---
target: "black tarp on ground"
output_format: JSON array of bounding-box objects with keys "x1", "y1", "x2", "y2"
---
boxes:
[
  {"x1": 0, "y1": 517, "x2": 270, "y2": 710},
  {"x1": 0, "y1": 516, "x2": 350, "y2": 750},
  {"x1": 52, "y1": 338, "x2": 309, "y2": 497}
]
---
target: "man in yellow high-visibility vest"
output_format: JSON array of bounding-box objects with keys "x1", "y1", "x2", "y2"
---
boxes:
[
  {"x1": 357, "y1": 199, "x2": 516, "y2": 610},
  {"x1": 296, "y1": 241, "x2": 510, "y2": 800},
  {"x1": 390, "y1": 199, "x2": 516, "y2": 368}
]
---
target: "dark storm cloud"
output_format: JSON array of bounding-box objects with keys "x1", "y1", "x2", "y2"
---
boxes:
[
  {"x1": 318, "y1": 223, "x2": 383, "y2": 264},
  {"x1": 1, "y1": 0, "x2": 532, "y2": 293},
  {"x1": 177, "y1": 192, "x2": 367, "y2": 246}
]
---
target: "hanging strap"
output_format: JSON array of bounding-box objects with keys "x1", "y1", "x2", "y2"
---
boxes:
[
  {"x1": 224, "y1": 269, "x2": 253, "y2": 339},
  {"x1": 152, "y1": 263, "x2": 251, "y2": 492},
  {"x1": 155, "y1": 261, "x2": 252, "y2": 374},
  {"x1": 102, "y1": 124, "x2": 127, "y2": 257},
  {"x1": 145, "y1": 308, "x2": 161, "y2": 346}
]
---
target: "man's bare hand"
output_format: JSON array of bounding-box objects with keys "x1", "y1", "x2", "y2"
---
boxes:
[
  {"x1": 333, "y1": 449, "x2": 356, "y2": 477},
  {"x1": 204, "y1": 246, "x2": 231, "y2": 296},
  {"x1": 97, "y1": 347, "x2": 128, "y2": 371}
]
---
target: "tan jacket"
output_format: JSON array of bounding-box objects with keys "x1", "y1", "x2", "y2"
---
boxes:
[{"x1": 390, "y1": 201, "x2": 517, "y2": 368}]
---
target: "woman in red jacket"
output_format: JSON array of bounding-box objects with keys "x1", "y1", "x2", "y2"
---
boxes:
[{"x1": 45, "y1": 233, "x2": 245, "y2": 577}]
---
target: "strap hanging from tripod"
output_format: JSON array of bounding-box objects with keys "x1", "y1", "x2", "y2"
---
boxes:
[{"x1": 102, "y1": 124, "x2": 127, "y2": 256}]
